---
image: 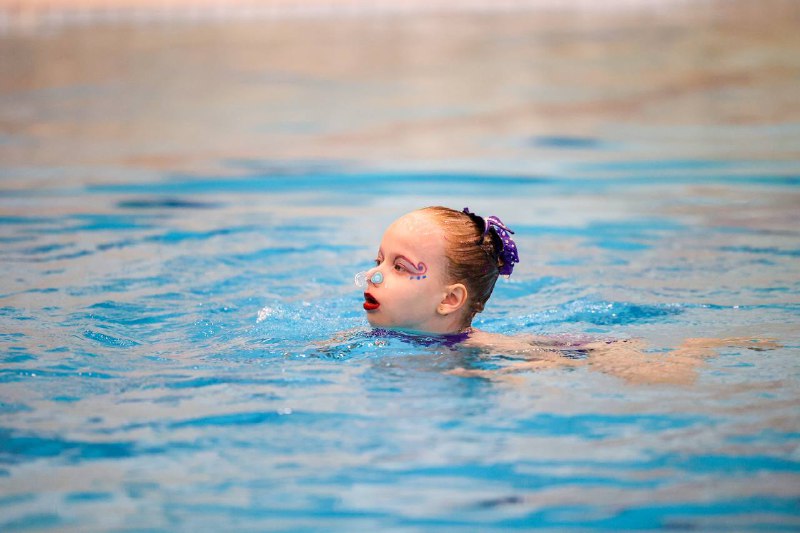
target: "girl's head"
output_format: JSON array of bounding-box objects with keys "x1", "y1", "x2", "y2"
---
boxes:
[{"x1": 361, "y1": 206, "x2": 518, "y2": 334}]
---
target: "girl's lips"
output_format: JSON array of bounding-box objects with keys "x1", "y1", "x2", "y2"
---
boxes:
[{"x1": 363, "y1": 292, "x2": 380, "y2": 311}]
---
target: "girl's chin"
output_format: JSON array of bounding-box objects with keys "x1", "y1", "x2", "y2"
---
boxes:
[{"x1": 367, "y1": 314, "x2": 399, "y2": 329}]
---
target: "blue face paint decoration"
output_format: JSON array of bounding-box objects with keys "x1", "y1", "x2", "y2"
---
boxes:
[{"x1": 354, "y1": 270, "x2": 384, "y2": 288}]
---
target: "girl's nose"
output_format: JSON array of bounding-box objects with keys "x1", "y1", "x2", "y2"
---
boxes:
[{"x1": 354, "y1": 269, "x2": 384, "y2": 288}]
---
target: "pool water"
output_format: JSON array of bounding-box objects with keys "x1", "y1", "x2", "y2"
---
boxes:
[{"x1": 2, "y1": 6, "x2": 800, "y2": 531}]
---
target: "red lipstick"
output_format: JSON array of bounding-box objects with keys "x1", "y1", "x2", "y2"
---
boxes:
[{"x1": 363, "y1": 292, "x2": 380, "y2": 311}]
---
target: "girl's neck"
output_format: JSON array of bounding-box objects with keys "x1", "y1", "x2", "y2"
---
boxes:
[{"x1": 372, "y1": 327, "x2": 473, "y2": 347}]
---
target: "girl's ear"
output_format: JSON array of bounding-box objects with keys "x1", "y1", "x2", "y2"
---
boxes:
[{"x1": 438, "y1": 283, "x2": 468, "y2": 316}]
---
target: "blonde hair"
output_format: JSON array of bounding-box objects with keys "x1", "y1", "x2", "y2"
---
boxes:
[{"x1": 419, "y1": 206, "x2": 505, "y2": 329}]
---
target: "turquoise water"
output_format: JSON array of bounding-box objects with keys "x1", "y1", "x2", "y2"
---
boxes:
[{"x1": 2, "y1": 11, "x2": 800, "y2": 532}]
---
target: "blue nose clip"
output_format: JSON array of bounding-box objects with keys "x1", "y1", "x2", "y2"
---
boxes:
[{"x1": 354, "y1": 271, "x2": 383, "y2": 288}]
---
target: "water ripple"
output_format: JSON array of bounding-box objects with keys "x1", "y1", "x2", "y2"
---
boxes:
[{"x1": 519, "y1": 299, "x2": 685, "y2": 327}]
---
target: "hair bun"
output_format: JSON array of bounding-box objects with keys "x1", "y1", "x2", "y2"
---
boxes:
[{"x1": 462, "y1": 208, "x2": 519, "y2": 276}]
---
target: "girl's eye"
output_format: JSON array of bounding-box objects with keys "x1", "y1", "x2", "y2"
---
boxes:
[
  {"x1": 393, "y1": 262, "x2": 406, "y2": 272},
  {"x1": 374, "y1": 258, "x2": 382, "y2": 266}
]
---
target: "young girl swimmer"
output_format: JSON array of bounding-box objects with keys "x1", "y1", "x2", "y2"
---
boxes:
[
  {"x1": 357, "y1": 206, "x2": 517, "y2": 337},
  {"x1": 351, "y1": 206, "x2": 775, "y2": 384}
]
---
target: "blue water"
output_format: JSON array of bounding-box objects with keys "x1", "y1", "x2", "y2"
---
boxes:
[{"x1": 2, "y1": 10, "x2": 800, "y2": 532}]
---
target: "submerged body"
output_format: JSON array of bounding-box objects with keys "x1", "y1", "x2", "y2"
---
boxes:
[
  {"x1": 454, "y1": 331, "x2": 778, "y2": 385},
  {"x1": 323, "y1": 328, "x2": 777, "y2": 386}
]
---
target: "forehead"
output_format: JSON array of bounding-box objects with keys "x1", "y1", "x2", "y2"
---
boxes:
[{"x1": 382, "y1": 212, "x2": 444, "y2": 258}]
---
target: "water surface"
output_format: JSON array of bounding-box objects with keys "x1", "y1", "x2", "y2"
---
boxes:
[{"x1": 1, "y1": 5, "x2": 799, "y2": 531}]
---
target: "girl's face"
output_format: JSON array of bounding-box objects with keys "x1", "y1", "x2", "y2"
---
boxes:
[{"x1": 362, "y1": 211, "x2": 459, "y2": 334}]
